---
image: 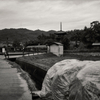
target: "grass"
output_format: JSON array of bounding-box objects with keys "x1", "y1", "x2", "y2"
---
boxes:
[{"x1": 17, "y1": 53, "x2": 100, "y2": 70}]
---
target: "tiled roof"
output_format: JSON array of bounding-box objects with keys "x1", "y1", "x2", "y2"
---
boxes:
[{"x1": 55, "y1": 30, "x2": 66, "y2": 35}]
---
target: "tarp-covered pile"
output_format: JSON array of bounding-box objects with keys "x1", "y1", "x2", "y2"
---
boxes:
[{"x1": 32, "y1": 59, "x2": 100, "y2": 100}]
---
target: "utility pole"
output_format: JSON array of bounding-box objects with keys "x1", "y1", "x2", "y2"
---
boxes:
[
  {"x1": 6, "y1": 37, "x2": 9, "y2": 58},
  {"x1": 23, "y1": 46, "x2": 24, "y2": 56}
]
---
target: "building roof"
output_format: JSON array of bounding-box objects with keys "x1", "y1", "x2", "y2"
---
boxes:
[
  {"x1": 92, "y1": 43, "x2": 100, "y2": 45},
  {"x1": 50, "y1": 42, "x2": 63, "y2": 46},
  {"x1": 26, "y1": 45, "x2": 47, "y2": 48}
]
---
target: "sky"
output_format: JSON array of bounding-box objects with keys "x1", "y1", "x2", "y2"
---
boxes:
[{"x1": 0, "y1": 0, "x2": 100, "y2": 31}]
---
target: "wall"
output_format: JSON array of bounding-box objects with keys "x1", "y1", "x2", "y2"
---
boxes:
[
  {"x1": 16, "y1": 59, "x2": 47, "y2": 89},
  {"x1": 50, "y1": 44, "x2": 59, "y2": 56},
  {"x1": 59, "y1": 45, "x2": 63, "y2": 56},
  {"x1": 50, "y1": 44, "x2": 63, "y2": 56}
]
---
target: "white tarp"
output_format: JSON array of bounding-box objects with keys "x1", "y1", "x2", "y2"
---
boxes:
[
  {"x1": 32, "y1": 59, "x2": 100, "y2": 100},
  {"x1": 75, "y1": 61, "x2": 100, "y2": 100},
  {"x1": 32, "y1": 59, "x2": 82, "y2": 97}
]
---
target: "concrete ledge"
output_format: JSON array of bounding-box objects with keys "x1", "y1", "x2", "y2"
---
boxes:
[{"x1": 16, "y1": 58, "x2": 47, "y2": 89}]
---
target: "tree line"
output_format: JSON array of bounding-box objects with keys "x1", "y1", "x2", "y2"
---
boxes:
[
  {"x1": 11, "y1": 21, "x2": 100, "y2": 51},
  {"x1": 24, "y1": 21, "x2": 100, "y2": 50}
]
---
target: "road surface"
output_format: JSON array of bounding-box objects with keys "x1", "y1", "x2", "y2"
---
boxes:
[{"x1": 0, "y1": 55, "x2": 32, "y2": 100}]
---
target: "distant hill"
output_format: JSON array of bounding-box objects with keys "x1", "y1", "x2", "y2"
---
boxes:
[{"x1": 0, "y1": 28, "x2": 56, "y2": 43}]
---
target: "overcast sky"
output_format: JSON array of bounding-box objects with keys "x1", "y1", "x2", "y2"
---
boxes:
[{"x1": 0, "y1": 0, "x2": 100, "y2": 31}]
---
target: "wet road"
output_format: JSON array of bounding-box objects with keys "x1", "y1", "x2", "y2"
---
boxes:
[{"x1": 0, "y1": 55, "x2": 32, "y2": 100}]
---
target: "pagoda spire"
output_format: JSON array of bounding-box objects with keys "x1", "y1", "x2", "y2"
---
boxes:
[{"x1": 60, "y1": 22, "x2": 62, "y2": 31}]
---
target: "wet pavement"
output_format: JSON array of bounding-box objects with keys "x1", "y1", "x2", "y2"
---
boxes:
[{"x1": 0, "y1": 55, "x2": 32, "y2": 100}]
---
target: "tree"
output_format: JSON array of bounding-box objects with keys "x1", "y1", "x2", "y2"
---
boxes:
[
  {"x1": 61, "y1": 36, "x2": 70, "y2": 50},
  {"x1": 44, "y1": 39, "x2": 54, "y2": 46},
  {"x1": 37, "y1": 34, "x2": 47, "y2": 44},
  {"x1": 13, "y1": 40, "x2": 20, "y2": 50},
  {"x1": 81, "y1": 28, "x2": 94, "y2": 48},
  {"x1": 83, "y1": 21, "x2": 100, "y2": 42},
  {"x1": 91, "y1": 21, "x2": 100, "y2": 42},
  {"x1": 81, "y1": 21, "x2": 100, "y2": 49}
]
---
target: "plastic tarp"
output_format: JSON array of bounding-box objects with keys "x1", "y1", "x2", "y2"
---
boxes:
[
  {"x1": 52, "y1": 61, "x2": 100, "y2": 100},
  {"x1": 32, "y1": 59, "x2": 100, "y2": 100},
  {"x1": 74, "y1": 61, "x2": 100, "y2": 100},
  {"x1": 32, "y1": 59, "x2": 82, "y2": 97}
]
